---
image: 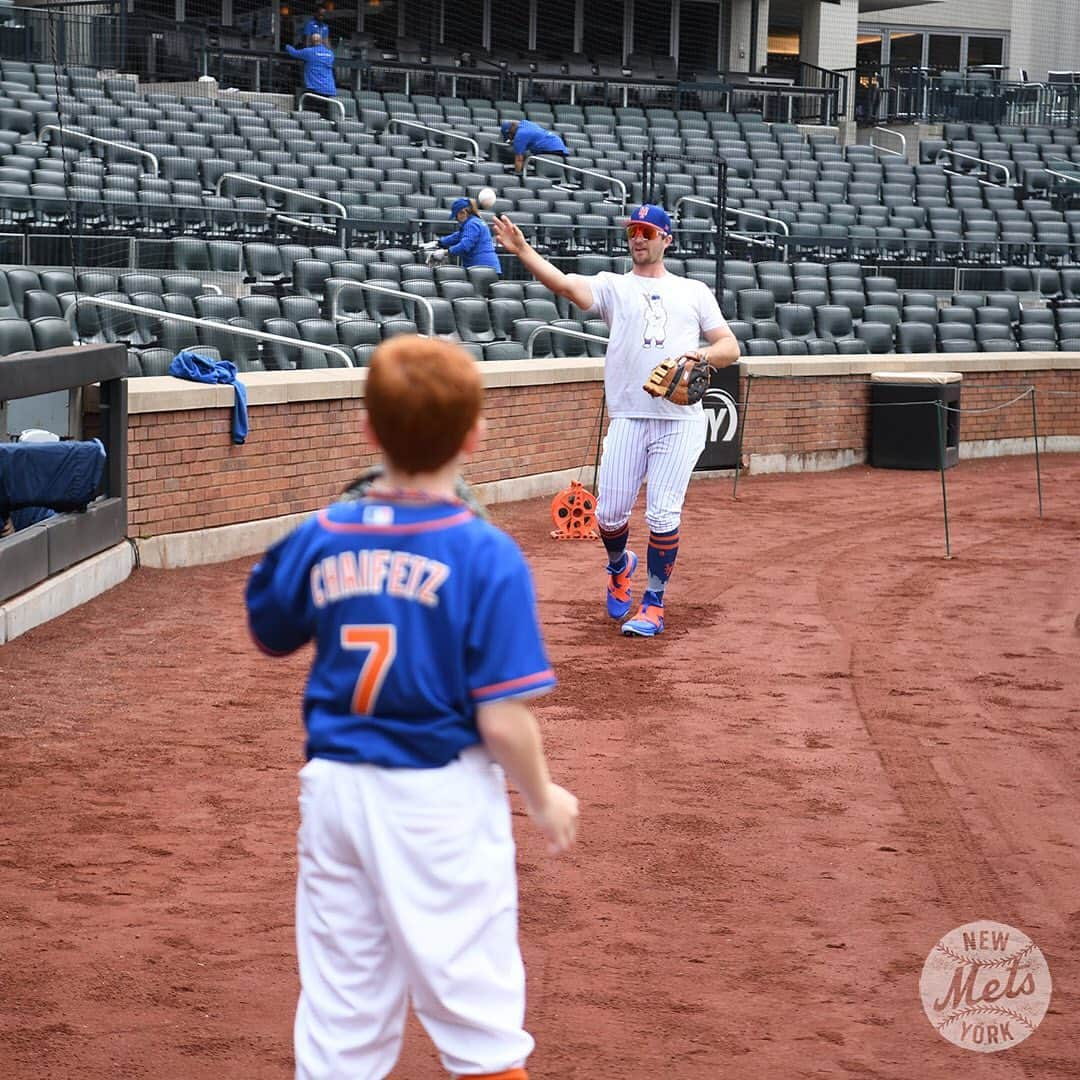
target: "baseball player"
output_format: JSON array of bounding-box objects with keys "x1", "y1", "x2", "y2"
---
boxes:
[
  {"x1": 246, "y1": 335, "x2": 578, "y2": 1080},
  {"x1": 493, "y1": 204, "x2": 740, "y2": 637}
]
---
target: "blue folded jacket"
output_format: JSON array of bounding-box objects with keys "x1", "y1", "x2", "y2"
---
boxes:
[
  {"x1": 168, "y1": 350, "x2": 249, "y2": 444},
  {"x1": 0, "y1": 439, "x2": 107, "y2": 532}
]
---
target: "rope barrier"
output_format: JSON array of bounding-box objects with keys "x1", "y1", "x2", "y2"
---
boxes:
[
  {"x1": 717, "y1": 395, "x2": 1035, "y2": 413},
  {"x1": 731, "y1": 374, "x2": 1051, "y2": 559},
  {"x1": 737, "y1": 373, "x2": 1066, "y2": 393},
  {"x1": 940, "y1": 389, "x2": 1035, "y2": 414}
]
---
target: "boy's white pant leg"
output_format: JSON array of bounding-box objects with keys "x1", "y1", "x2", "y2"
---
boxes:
[
  {"x1": 294, "y1": 751, "x2": 533, "y2": 1080},
  {"x1": 295, "y1": 758, "x2": 409, "y2": 1080}
]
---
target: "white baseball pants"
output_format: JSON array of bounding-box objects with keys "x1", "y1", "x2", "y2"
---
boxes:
[
  {"x1": 294, "y1": 749, "x2": 533, "y2": 1080},
  {"x1": 596, "y1": 416, "x2": 707, "y2": 533}
]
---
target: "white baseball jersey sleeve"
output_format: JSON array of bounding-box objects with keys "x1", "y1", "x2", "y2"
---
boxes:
[{"x1": 585, "y1": 271, "x2": 728, "y2": 420}]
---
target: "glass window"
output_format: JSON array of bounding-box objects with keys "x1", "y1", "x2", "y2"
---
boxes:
[
  {"x1": 442, "y1": 0, "x2": 484, "y2": 51},
  {"x1": 535, "y1": 0, "x2": 574, "y2": 59},
  {"x1": 928, "y1": 34, "x2": 961, "y2": 73},
  {"x1": 967, "y1": 36, "x2": 1004, "y2": 69},
  {"x1": 362, "y1": 2, "x2": 400, "y2": 50},
  {"x1": 681, "y1": 2, "x2": 721, "y2": 75},
  {"x1": 888, "y1": 31, "x2": 923, "y2": 69},
  {"x1": 633, "y1": 0, "x2": 671, "y2": 60},
  {"x1": 582, "y1": 0, "x2": 624, "y2": 62},
  {"x1": 186, "y1": 0, "x2": 221, "y2": 23},
  {"x1": 857, "y1": 32, "x2": 884, "y2": 69},
  {"x1": 403, "y1": 2, "x2": 441, "y2": 49},
  {"x1": 491, "y1": 0, "x2": 531, "y2": 56}
]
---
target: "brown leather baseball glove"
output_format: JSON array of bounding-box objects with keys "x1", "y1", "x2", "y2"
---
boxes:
[{"x1": 642, "y1": 353, "x2": 712, "y2": 405}]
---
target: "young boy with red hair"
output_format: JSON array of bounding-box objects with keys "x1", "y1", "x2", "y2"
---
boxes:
[{"x1": 246, "y1": 335, "x2": 578, "y2": 1080}]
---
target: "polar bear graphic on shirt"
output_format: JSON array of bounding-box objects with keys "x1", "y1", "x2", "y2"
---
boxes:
[{"x1": 641, "y1": 292, "x2": 667, "y2": 347}]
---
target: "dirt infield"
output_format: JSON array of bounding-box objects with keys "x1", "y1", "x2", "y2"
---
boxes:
[{"x1": 2, "y1": 454, "x2": 1078, "y2": 1079}]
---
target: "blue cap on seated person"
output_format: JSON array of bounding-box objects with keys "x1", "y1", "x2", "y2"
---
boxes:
[
  {"x1": 500, "y1": 120, "x2": 513, "y2": 139},
  {"x1": 450, "y1": 197, "x2": 472, "y2": 218},
  {"x1": 627, "y1": 203, "x2": 672, "y2": 236}
]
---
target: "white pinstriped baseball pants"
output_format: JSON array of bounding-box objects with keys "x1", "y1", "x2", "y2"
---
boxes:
[
  {"x1": 596, "y1": 416, "x2": 707, "y2": 534},
  {"x1": 293, "y1": 749, "x2": 533, "y2": 1080}
]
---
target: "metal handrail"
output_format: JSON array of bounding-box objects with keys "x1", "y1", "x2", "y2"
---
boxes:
[
  {"x1": 1044, "y1": 164, "x2": 1080, "y2": 182},
  {"x1": 328, "y1": 280, "x2": 436, "y2": 337},
  {"x1": 525, "y1": 324, "x2": 607, "y2": 358},
  {"x1": 675, "y1": 195, "x2": 790, "y2": 237},
  {"x1": 39, "y1": 125, "x2": 160, "y2": 177},
  {"x1": 526, "y1": 157, "x2": 628, "y2": 208},
  {"x1": 387, "y1": 118, "x2": 481, "y2": 161},
  {"x1": 299, "y1": 92, "x2": 346, "y2": 123},
  {"x1": 214, "y1": 173, "x2": 348, "y2": 219},
  {"x1": 936, "y1": 149, "x2": 1014, "y2": 187},
  {"x1": 870, "y1": 126, "x2": 906, "y2": 158},
  {"x1": 68, "y1": 296, "x2": 354, "y2": 368},
  {"x1": 276, "y1": 212, "x2": 338, "y2": 235}
]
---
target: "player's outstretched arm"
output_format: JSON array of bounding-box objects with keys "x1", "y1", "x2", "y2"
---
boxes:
[
  {"x1": 476, "y1": 698, "x2": 579, "y2": 854},
  {"x1": 491, "y1": 215, "x2": 594, "y2": 312}
]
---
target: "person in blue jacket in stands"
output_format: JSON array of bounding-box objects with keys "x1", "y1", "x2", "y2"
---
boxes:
[
  {"x1": 285, "y1": 33, "x2": 336, "y2": 106},
  {"x1": 437, "y1": 197, "x2": 502, "y2": 274},
  {"x1": 300, "y1": 5, "x2": 331, "y2": 45},
  {"x1": 501, "y1": 119, "x2": 569, "y2": 176}
]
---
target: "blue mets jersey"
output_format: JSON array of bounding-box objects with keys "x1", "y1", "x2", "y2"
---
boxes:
[{"x1": 245, "y1": 493, "x2": 555, "y2": 768}]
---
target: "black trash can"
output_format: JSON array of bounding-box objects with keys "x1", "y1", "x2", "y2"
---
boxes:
[{"x1": 870, "y1": 371, "x2": 962, "y2": 470}]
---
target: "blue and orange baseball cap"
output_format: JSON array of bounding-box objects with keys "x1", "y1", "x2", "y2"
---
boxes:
[
  {"x1": 626, "y1": 204, "x2": 672, "y2": 236},
  {"x1": 500, "y1": 120, "x2": 514, "y2": 140},
  {"x1": 449, "y1": 197, "x2": 471, "y2": 218}
]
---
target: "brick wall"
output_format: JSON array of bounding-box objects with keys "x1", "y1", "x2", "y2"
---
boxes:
[
  {"x1": 124, "y1": 361, "x2": 1079, "y2": 539},
  {"x1": 127, "y1": 381, "x2": 606, "y2": 536},
  {"x1": 739, "y1": 369, "x2": 1080, "y2": 458}
]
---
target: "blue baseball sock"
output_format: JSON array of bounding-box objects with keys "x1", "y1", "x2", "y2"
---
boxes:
[
  {"x1": 646, "y1": 527, "x2": 679, "y2": 596},
  {"x1": 599, "y1": 521, "x2": 629, "y2": 571}
]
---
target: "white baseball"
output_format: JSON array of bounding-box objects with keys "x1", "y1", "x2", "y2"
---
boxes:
[{"x1": 476, "y1": 187, "x2": 497, "y2": 210}]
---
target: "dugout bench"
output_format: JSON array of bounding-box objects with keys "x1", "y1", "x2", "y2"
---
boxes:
[{"x1": 0, "y1": 344, "x2": 128, "y2": 604}]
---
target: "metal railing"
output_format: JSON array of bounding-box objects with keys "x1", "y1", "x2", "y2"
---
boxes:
[
  {"x1": 39, "y1": 126, "x2": 159, "y2": 177},
  {"x1": 675, "y1": 196, "x2": 790, "y2": 239},
  {"x1": 215, "y1": 174, "x2": 347, "y2": 220},
  {"x1": 846, "y1": 65, "x2": 1080, "y2": 127},
  {"x1": 936, "y1": 149, "x2": 1014, "y2": 187},
  {"x1": 525, "y1": 324, "x2": 607, "y2": 358},
  {"x1": 387, "y1": 118, "x2": 481, "y2": 162},
  {"x1": 525, "y1": 158, "x2": 628, "y2": 209},
  {"x1": 870, "y1": 127, "x2": 907, "y2": 159},
  {"x1": 68, "y1": 295, "x2": 354, "y2": 367},
  {"x1": 1045, "y1": 164, "x2": 1080, "y2": 194},
  {"x1": 299, "y1": 93, "x2": 346, "y2": 124},
  {"x1": 328, "y1": 280, "x2": 435, "y2": 337}
]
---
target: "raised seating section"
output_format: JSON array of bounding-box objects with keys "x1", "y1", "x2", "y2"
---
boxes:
[{"x1": 1, "y1": 58, "x2": 1079, "y2": 366}]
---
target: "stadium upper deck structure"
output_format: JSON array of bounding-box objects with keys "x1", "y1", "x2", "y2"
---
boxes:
[{"x1": 0, "y1": 0, "x2": 1078, "y2": 367}]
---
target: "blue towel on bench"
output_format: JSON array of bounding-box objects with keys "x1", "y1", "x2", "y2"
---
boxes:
[{"x1": 168, "y1": 350, "x2": 249, "y2": 445}]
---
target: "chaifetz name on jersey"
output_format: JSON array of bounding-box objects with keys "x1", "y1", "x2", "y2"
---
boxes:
[{"x1": 311, "y1": 550, "x2": 450, "y2": 609}]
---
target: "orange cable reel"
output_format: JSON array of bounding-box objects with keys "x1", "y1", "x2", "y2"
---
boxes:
[{"x1": 549, "y1": 480, "x2": 599, "y2": 540}]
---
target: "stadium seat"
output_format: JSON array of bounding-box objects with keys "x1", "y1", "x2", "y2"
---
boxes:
[
  {"x1": 855, "y1": 322, "x2": 894, "y2": 354},
  {"x1": 897, "y1": 322, "x2": 937, "y2": 353}
]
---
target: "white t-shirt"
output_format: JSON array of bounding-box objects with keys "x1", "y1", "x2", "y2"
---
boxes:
[{"x1": 584, "y1": 270, "x2": 728, "y2": 419}]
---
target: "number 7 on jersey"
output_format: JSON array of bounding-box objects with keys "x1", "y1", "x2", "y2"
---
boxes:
[{"x1": 341, "y1": 625, "x2": 398, "y2": 714}]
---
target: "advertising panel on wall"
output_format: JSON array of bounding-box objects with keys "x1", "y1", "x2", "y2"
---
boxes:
[{"x1": 696, "y1": 365, "x2": 741, "y2": 471}]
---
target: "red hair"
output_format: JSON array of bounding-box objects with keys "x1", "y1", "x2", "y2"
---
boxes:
[{"x1": 365, "y1": 335, "x2": 483, "y2": 474}]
